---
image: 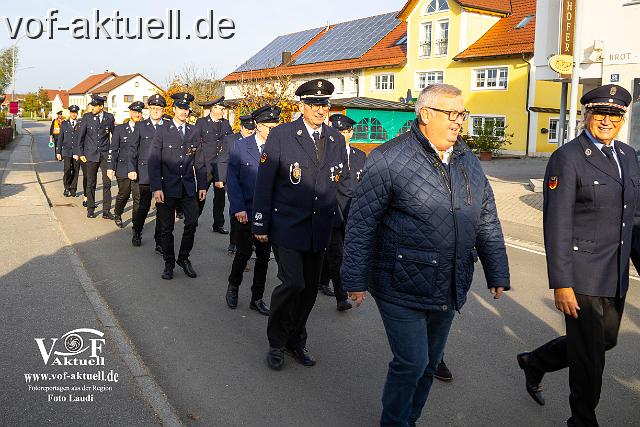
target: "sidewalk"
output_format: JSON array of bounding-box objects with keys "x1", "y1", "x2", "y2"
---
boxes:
[
  {"x1": 481, "y1": 157, "x2": 547, "y2": 246},
  {"x1": 0, "y1": 133, "x2": 172, "y2": 425}
]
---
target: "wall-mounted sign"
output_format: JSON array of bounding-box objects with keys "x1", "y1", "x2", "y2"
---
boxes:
[
  {"x1": 610, "y1": 74, "x2": 620, "y2": 83},
  {"x1": 560, "y1": 0, "x2": 576, "y2": 56},
  {"x1": 604, "y1": 51, "x2": 640, "y2": 65},
  {"x1": 549, "y1": 54, "x2": 574, "y2": 74}
]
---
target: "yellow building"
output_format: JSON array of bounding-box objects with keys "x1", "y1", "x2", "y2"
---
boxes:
[{"x1": 360, "y1": 0, "x2": 573, "y2": 155}]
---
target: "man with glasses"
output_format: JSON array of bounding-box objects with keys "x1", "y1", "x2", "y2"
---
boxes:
[
  {"x1": 195, "y1": 96, "x2": 233, "y2": 234},
  {"x1": 225, "y1": 106, "x2": 280, "y2": 316},
  {"x1": 342, "y1": 84, "x2": 509, "y2": 426},
  {"x1": 517, "y1": 84, "x2": 639, "y2": 427},
  {"x1": 252, "y1": 79, "x2": 352, "y2": 370}
]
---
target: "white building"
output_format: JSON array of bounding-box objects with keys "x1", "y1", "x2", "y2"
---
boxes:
[
  {"x1": 68, "y1": 72, "x2": 117, "y2": 113},
  {"x1": 91, "y1": 74, "x2": 163, "y2": 123},
  {"x1": 534, "y1": 0, "x2": 640, "y2": 147}
]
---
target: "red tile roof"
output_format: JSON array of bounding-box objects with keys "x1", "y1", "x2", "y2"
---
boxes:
[
  {"x1": 397, "y1": 0, "x2": 511, "y2": 20},
  {"x1": 455, "y1": 0, "x2": 535, "y2": 60},
  {"x1": 68, "y1": 72, "x2": 117, "y2": 94},
  {"x1": 91, "y1": 73, "x2": 162, "y2": 94},
  {"x1": 223, "y1": 22, "x2": 407, "y2": 82},
  {"x1": 45, "y1": 89, "x2": 69, "y2": 107}
]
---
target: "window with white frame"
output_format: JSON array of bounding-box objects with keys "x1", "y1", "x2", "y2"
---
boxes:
[
  {"x1": 470, "y1": 115, "x2": 506, "y2": 137},
  {"x1": 435, "y1": 20, "x2": 449, "y2": 56},
  {"x1": 419, "y1": 22, "x2": 432, "y2": 57},
  {"x1": 424, "y1": 0, "x2": 449, "y2": 14},
  {"x1": 548, "y1": 118, "x2": 572, "y2": 143},
  {"x1": 416, "y1": 71, "x2": 444, "y2": 90},
  {"x1": 474, "y1": 67, "x2": 508, "y2": 90},
  {"x1": 374, "y1": 74, "x2": 395, "y2": 91}
]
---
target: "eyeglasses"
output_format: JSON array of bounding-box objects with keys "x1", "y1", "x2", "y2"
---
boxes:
[
  {"x1": 425, "y1": 107, "x2": 470, "y2": 121},
  {"x1": 590, "y1": 113, "x2": 624, "y2": 123},
  {"x1": 305, "y1": 103, "x2": 331, "y2": 112}
]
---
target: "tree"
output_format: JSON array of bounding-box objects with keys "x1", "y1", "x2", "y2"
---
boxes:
[
  {"x1": 22, "y1": 92, "x2": 40, "y2": 116},
  {"x1": 38, "y1": 87, "x2": 51, "y2": 116},
  {"x1": 233, "y1": 71, "x2": 298, "y2": 130},
  {"x1": 0, "y1": 47, "x2": 17, "y2": 95},
  {"x1": 163, "y1": 65, "x2": 223, "y2": 119}
]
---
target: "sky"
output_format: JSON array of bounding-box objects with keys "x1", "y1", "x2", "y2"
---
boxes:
[{"x1": 0, "y1": 0, "x2": 407, "y2": 93}]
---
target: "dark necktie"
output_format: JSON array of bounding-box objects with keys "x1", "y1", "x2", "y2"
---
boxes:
[
  {"x1": 312, "y1": 131, "x2": 320, "y2": 159},
  {"x1": 178, "y1": 125, "x2": 184, "y2": 140},
  {"x1": 602, "y1": 145, "x2": 616, "y2": 165}
]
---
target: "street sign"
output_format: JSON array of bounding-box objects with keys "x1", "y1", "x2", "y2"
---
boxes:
[
  {"x1": 549, "y1": 54, "x2": 574, "y2": 74},
  {"x1": 9, "y1": 102, "x2": 18, "y2": 114},
  {"x1": 610, "y1": 74, "x2": 620, "y2": 83}
]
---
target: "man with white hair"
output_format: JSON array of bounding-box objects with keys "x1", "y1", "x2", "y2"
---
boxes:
[{"x1": 342, "y1": 83, "x2": 510, "y2": 426}]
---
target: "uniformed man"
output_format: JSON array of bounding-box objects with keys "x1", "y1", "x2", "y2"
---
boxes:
[
  {"x1": 55, "y1": 105, "x2": 82, "y2": 197},
  {"x1": 317, "y1": 113, "x2": 366, "y2": 311},
  {"x1": 517, "y1": 84, "x2": 639, "y2": 427},
  {"x1": 108, "y1": 101, "x2": 144, "y2": 228},
  {"x1": 218, "y1": 114, "x2": 256, "y2": 255},
  {"x1": 129, "y1": 94, "x2": 167, "y2": 249},
  {"x1": 149, "y1": 92, "x2": 208, "y2": 280},
  {"x1": 50, "y1": 110, "x2": 64, "y2": 155},
  {"x1": 252, "y1": 79, "x2": 352, "y2": 370},
  {"x1": 225, "y1": 106, "x2": 279, "y2": 316},
  {"x1": 195, "y1": 96, "x2": 233, "y2": 233},
  {"x1": 78, "y1": 94, "x2": 115, "y2": 219}
]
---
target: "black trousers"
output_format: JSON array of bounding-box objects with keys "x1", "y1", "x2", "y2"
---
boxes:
[
  {"x1": 114, "y1": 177, "x2": 139, "y2": 218},
  {"x1": 86, "y1": 155, "x2": 112, "y2": 211},
  {"x1": 229, "y1": 218, "x2": 237, "y2": 247},
  {"x1": 198, "y1": 180, "x2": 225, "y2": 228},
  {"x1": 529, "y1": 294, "x2": 625, "y2": 427},
  {"x1": 267, "y1": 245, "x2": 323, "y2": 349},
  {"x1": 52, "y1": 135, "x2": 59, "y2": 154},
  {"x1": 228, "y1": 217, "x2": 271, "y2": 300},
  {"x1": 62, "y1": 156, "x2": 80, "y2": 193},
  {"x1": 79, "y1": 161, "x2": 88, "y2": 196},
  {"x1": 157, "y1": 194, "x2": 199, "y2": 266},
  {"x1": 131, "y1": 183, "x2": 161, "y2": 244},
  {"x1": 319, "y1": 226, "x2": 348, "y2": 302}
]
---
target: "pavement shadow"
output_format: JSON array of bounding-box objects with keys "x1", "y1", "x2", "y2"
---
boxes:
[
  {"x1": 519, "y1": 193, "x2": 543, "y2": 212},
  {"x1": 0, "y1": 182, "x2": 27, "y2": 199}
]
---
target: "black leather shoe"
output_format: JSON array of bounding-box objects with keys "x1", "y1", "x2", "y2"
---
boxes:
[
  {"x1": 114, "y1": 215, "x2": 123, "y2": 228},
  {"x1": 434, "y1": 359, "x2": 453, "y2": 381},
  {"x1": 161, "y1": 265, "x2": 174, "y2": 280},
  {"x1": 155, "y1": 244, "x2": 163, "y2": 255},
  {"x1": 319, "y1": 284, "x2": 335, "y2": 297},
  {"x1": 267, "y1": 347, "x2": 285, "y2": 371},
  {"x1": 250, "y1": 299, "x2": 270, "y2": 316},
  {"x1": 132, "y1": 231, "x2": 142, "y2": 247},
  {"x1": 87, "y1": 209, "x2": 95, "y2": 218},
  {"x1": 212, "y1": 226, "x2": 229, "y2": 235},
  {"x1": 285, "y1": 347, "x2": 316, "y2": 367},
  {"x1": 82, "y1": 200, "x2": 87, "y2": 207},
  {"x1": 517, "y1": 352, "x2": 545, "y2": 406},
  {"x1": 176, "y1": 259, "x2": 197, "y2": 278},
  {"x1": 227, "y1": 244, "x2": 236, "y2": 256},
  {"x1": 63, "y1": 190, "x2": 70, "y2": 197},
  {"x1": 102, "y1": 211, "x2": 115, "y2": 220},
  {"x1": 337, "y1": 300, "x2": 353, "y2": 311},
  {"x1": 176, "y1": 211, "x2": 184, "y2": 220},
  {"x1": 226, "y1": 285, "x2": 238, "y2": 309}
]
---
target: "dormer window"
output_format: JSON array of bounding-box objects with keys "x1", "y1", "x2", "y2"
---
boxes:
[{"x1": 425, "y1": 0, "x2": 449, "y2": 14}]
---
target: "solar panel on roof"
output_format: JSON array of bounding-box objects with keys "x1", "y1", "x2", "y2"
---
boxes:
[
  {"x1": 235, "y1": 27, "x2": 324, "y2": 72},
  {"x1": 294, "y1": 12, "x2": 400, "y2": 65}
]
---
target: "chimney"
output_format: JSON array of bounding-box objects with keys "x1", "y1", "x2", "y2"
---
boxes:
[{"x1": 281, "y1": 51, "x2": 292, "y2": 66}]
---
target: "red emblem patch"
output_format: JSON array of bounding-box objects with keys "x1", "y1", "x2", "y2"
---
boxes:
[
  {"x1": 548, "y1": 176, "x2": 558, "y2": 190},
  {"x1": 260, "y1": 152, "x2": 267, "y2": 163}
]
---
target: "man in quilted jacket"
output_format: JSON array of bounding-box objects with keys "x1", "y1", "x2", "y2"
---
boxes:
[{"x1": 342, "y1": 84, "x2": 510, "y2": 427}]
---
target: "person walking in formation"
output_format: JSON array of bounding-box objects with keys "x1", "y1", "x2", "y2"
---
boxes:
[
  {"x1": 225, "y1": 106, "x2": 281, "y2": 316},
  {"x1": 252, "y1": 79, "x2": 352, "y2": 370},
  {"x1": 108, "y1": 101, "x2": 144, "y2": 228},
  {"x1": 195, "y1": 96, "x2": 233, "y2": 234},
  {"x1": 149, "y1": 92, "x2": 207, "y2": 280},
  {"x1": 55, "y1": 105, "x2": 83, "y2": 198}
]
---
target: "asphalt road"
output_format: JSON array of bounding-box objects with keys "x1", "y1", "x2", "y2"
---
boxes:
[{"x1": 25, "y1": 121, "x2": 640, "y2": 426}]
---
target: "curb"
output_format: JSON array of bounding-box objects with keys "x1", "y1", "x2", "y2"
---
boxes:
[{"x1": 22, "y1": 129, "x2": 184, "y2": 426}]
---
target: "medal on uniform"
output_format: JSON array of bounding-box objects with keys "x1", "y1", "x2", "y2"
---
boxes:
[
  {"x1": 356, "y1": 169, "x2": 362, "y2": 182},
  {"x1": 585, "y1": 148, "x2": 592, "y2": 156},
  {"x1": 548, "y1": 176, "x2": 558, "y2": 190},
  {"x1": 290, "y1": 162, "x2": 302, "y2": 185},
  {"x1": 260, "y1": 152, "x2": 268, "y2": 163}
]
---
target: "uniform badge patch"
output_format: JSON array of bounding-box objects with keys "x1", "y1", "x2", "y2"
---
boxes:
[
  {"x1": 548, "y1": 176, "x2": 558, "y2": 190},
  {"x1": 260, "y1": 152, "x2": 268, "y2": 163},
  {"x1": 585, "y1": 148, "x2": 592, "y2": 156},
  {"x1": 255, "y1": 212, "x2": 262, "y2": 221}
]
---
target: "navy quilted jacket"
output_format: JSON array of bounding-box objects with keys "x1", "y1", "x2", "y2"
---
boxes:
[{"x1": 341, "y1": 120, "x2": 510, "y2": 311}]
